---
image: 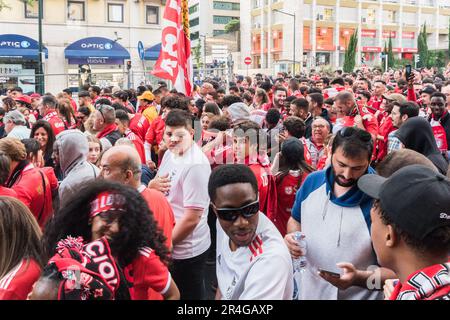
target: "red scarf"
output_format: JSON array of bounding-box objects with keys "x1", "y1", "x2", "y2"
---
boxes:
[
  {"x1": 390, "y1": 261, "x2": 450, "y2": 300},
  {"x1": 97, "y1": 123, "x2": 118, "y2": 139}
]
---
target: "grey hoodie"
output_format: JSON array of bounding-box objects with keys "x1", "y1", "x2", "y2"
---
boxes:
[{"x1": 56, "y1": 130, "x2": 100, "y2": 206}]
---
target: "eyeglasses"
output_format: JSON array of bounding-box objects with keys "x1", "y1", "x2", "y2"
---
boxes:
[
  {"x1": 213, "y1": 199, "x2": 259, "y2": 222},
  {"x1": 338, "y1": 127, "x2": 372, "y2": 142}
]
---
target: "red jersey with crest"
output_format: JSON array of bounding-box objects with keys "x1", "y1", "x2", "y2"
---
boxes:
[
  {"x1": 272, "y1": 171, "x2": 308, "y2": 237},
  {"x1": 124, "y1": 247, "x2": 171, "y2": 300},
  {"x1": 125, "y1": 129, "x2": 146, "y2": 164},
  {"x1": 129, "y1": 113, "x2": 150, "y2": 142},
  {"x1": 43, "y1": 111, "x2": 66, "y2": 136},
  {"x1": 145, "y1": 116, "x2": 166, "y2": 147},
  {"x1": 0, "y1": 259, "x2": 41, "y2": 300},
  {"x1": 249, "y1": 162, "x2": 277, "y2": 219}
]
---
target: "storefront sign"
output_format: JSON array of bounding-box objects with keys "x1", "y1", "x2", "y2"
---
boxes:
[
  {"x1": 67, "y1": 57, "x2": 125, "y2": 65},
  {"x1": 383, "y1": 31, "x2": 397, "y2": 38},
  {"x1": 402, "y1": 32, "x2": 415, "y2": 39},
  {"x1": 0, "y1": 34, "x2": 48, "y2": 59},
  {"x1": 362, "y1": 30, "x2": 377, "y2": 38},
  {"x1": 402, "y1": 48, "x2": 418, "y2": 53},
  {"x1": 362, "y1": 46, "x2": 382, "y2": 52},
  {"x1": 0, "y1": 64, "x2": 22, "y2": 75}
]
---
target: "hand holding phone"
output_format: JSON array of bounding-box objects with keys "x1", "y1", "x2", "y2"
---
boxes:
[{"x1": 318, "y1": 269, "x2": 341, "y2": 279}]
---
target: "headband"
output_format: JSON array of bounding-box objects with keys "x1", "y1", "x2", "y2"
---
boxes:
[{"x1": 90, "y1": 192, "x2": 126, "y2": 218}]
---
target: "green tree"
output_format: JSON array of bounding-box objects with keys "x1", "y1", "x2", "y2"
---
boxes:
[
  {"x1": 417, "y1": 23, "x2": 429, "y2": 68},
  {"x1": 343, "y1": 29, "x2": 358, "y2": 73},
  {"x1": 388, "y1": 36, "x2": 395, "y2": 68},
  {"x1": 192, "y1": 40, "x2": 202, "y2": 68},
  {"x1": 0, "y1": 0, "x2": 10, "y2": 10},
  {"x1": 224, "y1": 19, "x2": 241, "y2": 52}
]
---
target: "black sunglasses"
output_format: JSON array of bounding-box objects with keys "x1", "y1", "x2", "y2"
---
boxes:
[
  {"x1": 338, "y1": 127, "x2": 372, "y2": 143},
  {"x1": 213, "y1": 199, "x2": 259, "y2": 222}
]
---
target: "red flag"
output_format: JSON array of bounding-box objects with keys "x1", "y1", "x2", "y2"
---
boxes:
[{"x1": 151, "y1": 0, "x2": 192, "y2": 96}]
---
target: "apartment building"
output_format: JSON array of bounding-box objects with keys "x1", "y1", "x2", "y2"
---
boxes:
[
  {"x1": 240, "y1": 0, "x2": 450, "y2": 73},
  {"x1": 188, "y1": 0, "x2": 239, "y2": 65},
  {"x1": 0, "y1": 0, "x2": 164, "y2": 93}
]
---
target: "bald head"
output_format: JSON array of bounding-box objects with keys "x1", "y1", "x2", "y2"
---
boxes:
[{"x1": 100, "y1": 145, "x2": 142, "y2": 187}]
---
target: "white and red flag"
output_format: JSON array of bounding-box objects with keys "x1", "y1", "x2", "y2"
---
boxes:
[{"x1": 151, "y1": 0, "x2": 193, "y2": 96}]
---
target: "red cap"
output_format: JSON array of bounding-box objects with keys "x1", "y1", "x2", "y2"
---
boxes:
[{"x1": 14, "y1": 95, "x2": 32, "y2": 105}]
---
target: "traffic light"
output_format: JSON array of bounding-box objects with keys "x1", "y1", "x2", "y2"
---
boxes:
[{"x1": 126, "y1": 60, "x2": 132, "y2": 70}]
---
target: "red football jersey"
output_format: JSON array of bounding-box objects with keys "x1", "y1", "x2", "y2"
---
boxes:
[
  {"x1": 125, "y1": 129, "x2": 146, "y2": 164},
  {"x1": 129, "y1": 113, "x2": 150, "y2": 142},
  {"x1": 0, "y1": 186, "x2": 17, "y2": 198},
  {"x1": 273, "y1": 171, "x2": 308, "y2": 237},
  {"x1": 249, "y1": 163, "x2": 277, "y2": 219},
  {"x1": 43, "y1": 111, "x2": 66, "y2": 136},
  {"x1": 124, "y1": 248, "x2": 171, "y2": 300},
  {"x1": 0, "y1": 259, "x2": 41, "y2": 300}
]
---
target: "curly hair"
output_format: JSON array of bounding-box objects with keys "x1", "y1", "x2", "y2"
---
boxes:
[{"x1": 43, "y1": 180, "x2": 170, "y2": 268}]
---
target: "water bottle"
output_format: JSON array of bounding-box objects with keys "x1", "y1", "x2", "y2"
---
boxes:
[{"x1": 292, "y1": 231, "x2": 307, "y2": 273}]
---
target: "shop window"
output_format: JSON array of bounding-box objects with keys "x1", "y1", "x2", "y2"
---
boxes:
[
  {"x1": 25, "y1": 0, "x2": 39, "y2": 19},
  {"x1": 108, "y1": 3, "x2": 124, "y2": 23},
  {"x1": 213, "y1": 16, "x2": 237, "y2": 25},
  {"x1": 68, "y1": 1, "x2": 85, "y2": 21},
  {"x1": 146, "y1": 6, "x2": 159, "y2": 25}
]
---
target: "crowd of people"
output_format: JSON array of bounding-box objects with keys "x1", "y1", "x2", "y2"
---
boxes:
[{"x1": 0, "y1": 64, "x2": 449, "y2": 300}]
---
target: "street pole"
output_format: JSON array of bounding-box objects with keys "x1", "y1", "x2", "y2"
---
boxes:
[
  {"x1": 293, "y1": 13, "x2": 296, "y2": 75},
  {"x1": 38, "y1": 0, "x2": 44, "y2": 95}
]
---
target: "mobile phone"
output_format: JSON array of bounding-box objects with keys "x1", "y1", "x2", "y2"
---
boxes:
[
  {"x1": 405, "y1": 65, "x2": 412, "y2": 80},
  {"x1": 318, "y1": 269, "x2": 341, "y2": 279}
]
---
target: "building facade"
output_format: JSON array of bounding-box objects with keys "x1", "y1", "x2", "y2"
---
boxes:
[
  {"x1": 189, "y1": 0, "x2": 240, "y2": 65},
  {"x1": 240, "y1": 0, "x2": 450, "y2": 73},
  {"x1": 0, "y1": 0, "x2": 165, "y2": 94}
]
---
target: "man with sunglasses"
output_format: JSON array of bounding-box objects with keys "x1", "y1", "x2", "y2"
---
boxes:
[
  {"x1": 285, "y1": 127, "x2": 395, "y2": 300},
  {"x1": 209, "y1": 164, "x2": 293, "y2": 300}
]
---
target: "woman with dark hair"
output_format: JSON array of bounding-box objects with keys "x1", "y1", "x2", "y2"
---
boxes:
[
  {"x1": 30, "y1": 120, "x2": 56, "y2": 168},
  {"x1": 43, "y1": 180, "x2": 179, "y2": 300},
  {"x1": 271, "y1": 138, "x2": 315, "y2": 236},
  {"x1": 0, "y1": 197, "x2": 44, "y2": 299},
  {"x1": 203, "y1": 102, "x2": 221, "y2": 116}
]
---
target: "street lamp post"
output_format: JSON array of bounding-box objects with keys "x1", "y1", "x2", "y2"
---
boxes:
[
  {"x1": 38, "y1": 0, "x2": 44, "y2": 94},
  {"x1": 199, "y1": 34, "x2": 207, "y2": 73},
  {"x1": 274, "y1": 9, "x2": 296, "y2": 74}
]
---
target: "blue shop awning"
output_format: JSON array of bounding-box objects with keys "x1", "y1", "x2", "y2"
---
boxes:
[
  {"x1": 144, "y1": 43, "x2": 161, "y2": 61},
  {"x1": 64, "y1": 37, "x2": 130, "y2": 65},
  {"x1": 0, "y1": 34, "x2": 48, "y2": 59}
]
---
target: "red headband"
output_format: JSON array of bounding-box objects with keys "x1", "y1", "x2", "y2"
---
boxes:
[{"x1": 90, "y1": 192, "x2": 126, "y2": 218}]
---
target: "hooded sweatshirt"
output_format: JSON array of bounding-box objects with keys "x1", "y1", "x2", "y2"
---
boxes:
[
  {"x1": 395, "y1": 117, "x2": 449, "y2": 175},
  {"x1": 227, "y1": 102, "x2": 251, "y2": 123},
  {"x1": 56, "y1": 130, "x2": 100, "y2": 206},
  {"x1": 291, "y1": 166, "x2": 382, "y2": 300}
]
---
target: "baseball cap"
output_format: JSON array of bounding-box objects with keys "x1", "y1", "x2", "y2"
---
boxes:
[
  {"x1": 14, "y1": 95, "x2": 32, "y2": 105},
  {"x1": 382, "y1": 93, "x2": 406, "y2": 104},
  {"x1": 358, "y1": 164, "x2": 450, "y2": 241},
  {"x1": 137, "y1": 91, "x2": 155, "y2": 101},
  {"x1": 420, "y1": 86, "x2": 436, "y2": 95}
]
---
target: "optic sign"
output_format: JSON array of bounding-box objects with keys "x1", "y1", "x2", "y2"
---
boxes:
[
  {"x1": 152, "y1": 0, "x2": 181, "y2": 81},
  {"x1": 244, "y1": 56, "x2": 252, "y2": 65},
  {"x1": 80, "y1": 42, "x2": 113, "y2": 50},
  {"x1": 0, "y1": 41, "x2": 31, "y2": 48}
]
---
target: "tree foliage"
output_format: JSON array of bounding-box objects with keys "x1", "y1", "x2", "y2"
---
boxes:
[
  {"x1": 417, "y1": 23, "x2": 429, "y2": 68},
  {"x1": 343, "y1": 29, "x2": 358, "y2": 73},
  {"x1": 224, "y1": 19, "x2": 240, "y2": 34}
]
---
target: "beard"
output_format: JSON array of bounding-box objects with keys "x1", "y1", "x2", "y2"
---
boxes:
[{"x1": 332, "y1": 167, "x2": 357, "y2": 187}]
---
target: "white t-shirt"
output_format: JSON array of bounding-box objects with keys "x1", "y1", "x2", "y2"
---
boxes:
[
  {"x1": 158, "y1": 143, "x2": 211, "y2": 260},
  {"x1": 216, "y1": 213, "x2": 294, "y2": 300}
]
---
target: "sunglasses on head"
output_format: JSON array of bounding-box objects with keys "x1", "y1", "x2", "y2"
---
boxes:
[
  {"x1": 338, "y1": 127, "x2": 372, "y2": 142},
  {"x1": 213, "y1": 199, "x2": 259, "y2": 222}
]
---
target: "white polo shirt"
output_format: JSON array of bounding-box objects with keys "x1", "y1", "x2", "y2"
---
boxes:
[{"x1": 158, "y1": 143, "x2": 211, "y2": 260}]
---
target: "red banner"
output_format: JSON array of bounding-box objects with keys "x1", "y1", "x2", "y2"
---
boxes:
[
  {"x1": 383, "y1": 31, "x2": 397, "y2": 38},
  {"x1": 362, "y1": 46, "x2": 382, "y2": 52},
  {"x1": 151, "y1": 0, "x2": 192, "y2": 96},
  {"x1": 402, "y1": 32, "x2": 415, "y2": 39},
  {"x1": 362, "y1": 29, "x2": 377, "y2": 38}
]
